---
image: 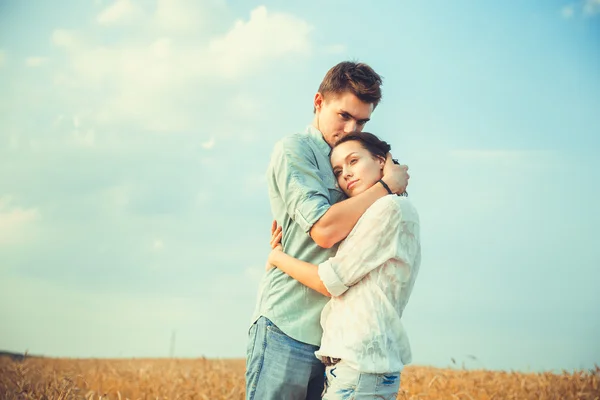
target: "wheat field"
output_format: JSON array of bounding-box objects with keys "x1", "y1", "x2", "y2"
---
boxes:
[{"x1": 0, "y1": 356, "x2": 598, "y2": 400}]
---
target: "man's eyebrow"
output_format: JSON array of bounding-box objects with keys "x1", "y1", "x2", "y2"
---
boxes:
[{"x1": 339, "y1": 109, "x2": 370, "y2": 124}]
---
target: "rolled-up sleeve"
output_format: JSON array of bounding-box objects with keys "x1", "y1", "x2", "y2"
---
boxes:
[
  {"x1": 318, "y1": 260, "x2": 349, "y2": 297},
  {"x1": 269, "y1": 137, "x2": 332, "y2": 233},
  {"x1": 317, "y1": 196, "x2": 404, "y2": 295}
]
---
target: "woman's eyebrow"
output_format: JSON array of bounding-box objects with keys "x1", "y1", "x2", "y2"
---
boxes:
[{"x1": 332, "y1": 152, "x2": 359, "y2": 170}]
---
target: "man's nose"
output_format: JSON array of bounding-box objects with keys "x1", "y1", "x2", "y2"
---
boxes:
[{"x1": 344, "y1": 120, "x2": 357, "y2": 133}]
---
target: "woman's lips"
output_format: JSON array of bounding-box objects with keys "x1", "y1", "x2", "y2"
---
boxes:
[{"x1": 347, "y1": 180, "x2": 358, "y2": 190}]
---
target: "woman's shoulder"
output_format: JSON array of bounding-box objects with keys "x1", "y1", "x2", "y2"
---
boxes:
[{"x1": 368, "y1": 195, "x2": 419, "y2": 224}]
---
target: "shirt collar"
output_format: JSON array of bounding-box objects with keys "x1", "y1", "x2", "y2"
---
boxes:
[{"x1": 305, "y1": 125, "x2": 332, "y2": 158}]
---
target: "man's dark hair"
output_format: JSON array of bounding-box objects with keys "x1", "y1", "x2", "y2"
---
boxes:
[{"x1": 314, "y1": 61, "x2": 383, "y2": 113}]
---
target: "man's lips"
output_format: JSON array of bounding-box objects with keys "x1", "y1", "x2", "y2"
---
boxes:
[{"x1": 347, "y1": 180, "x2": 358, "y2": 190}]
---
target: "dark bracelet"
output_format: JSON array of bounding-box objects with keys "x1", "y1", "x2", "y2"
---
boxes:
[{"x1": 378, "y1": 179, "x2": 393, "y2": 195}]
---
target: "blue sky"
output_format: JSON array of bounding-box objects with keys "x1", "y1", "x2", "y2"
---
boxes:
[{"x1": 0, "y1": 0, "x2": 599, "y2": 372}]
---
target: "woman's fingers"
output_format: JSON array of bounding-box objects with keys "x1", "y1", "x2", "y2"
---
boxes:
[
  {"x1": 270, "y1": 230, "x2": 283, "y2": 249},
  {"x1": 271, "y1": 220, "x2": 277, "y2": 235},
  {"x1": 269, "y1": 223, "x2": 283, "y2": 248}
]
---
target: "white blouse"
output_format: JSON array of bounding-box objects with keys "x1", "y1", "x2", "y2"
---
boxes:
[{"x1": 315, "y1": 195, "x2": 421, "y2": 374}]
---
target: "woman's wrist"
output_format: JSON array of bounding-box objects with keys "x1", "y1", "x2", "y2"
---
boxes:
[{"x1": 269, "y1": 248, "x2": 282, "y2": 266}]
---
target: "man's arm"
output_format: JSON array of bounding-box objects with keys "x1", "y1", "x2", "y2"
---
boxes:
[{"x1": 310, "y1": 155, "x2": 409, "y2": 249}]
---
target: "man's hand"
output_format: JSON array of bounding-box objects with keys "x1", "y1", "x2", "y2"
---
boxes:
[
  {"x1": 382, "y1": 153, "x2": 409, "y2": 194},
  {"x1": 266, "y1": 220, "x2": 283, "y2": 271}
]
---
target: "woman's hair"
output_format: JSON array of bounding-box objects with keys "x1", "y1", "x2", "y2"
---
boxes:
[{"x1": 331, "y1": 131, "x2": 391, "y2": 160}]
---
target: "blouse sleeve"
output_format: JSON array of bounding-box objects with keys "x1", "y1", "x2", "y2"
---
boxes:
[{"x1": 318, "y1": 196, "x2": 412, "y2": 297}]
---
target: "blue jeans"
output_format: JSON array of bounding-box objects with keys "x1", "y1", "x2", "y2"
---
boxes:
[
  {"x1": 323, "y1": 361, "x2": 401, "y2": 400},
  {"x1": 245, "y1": 316, "x2": 325, "y2": 400}
]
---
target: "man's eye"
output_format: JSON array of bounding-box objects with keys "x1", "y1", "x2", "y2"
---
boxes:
[
  {"x1": 358, "y1": 120, "x2": 367, "y2": 126},
  {"x1": 339, "y1": 113, "x2": 350, "y2": 120}
]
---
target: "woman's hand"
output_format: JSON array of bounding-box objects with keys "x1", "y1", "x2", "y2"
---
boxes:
[
  {"x1": 270, "y1": 220, "x2": 283, "y2": 251},
  {"x1": 266, "y1": 220, "x2": 283, "y2": 271}
]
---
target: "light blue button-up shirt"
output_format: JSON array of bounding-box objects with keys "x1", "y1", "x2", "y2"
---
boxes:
[{"x1": 250, "y1": 125, "x2": 346, "y2": 346}]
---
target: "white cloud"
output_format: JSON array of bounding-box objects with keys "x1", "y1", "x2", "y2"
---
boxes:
[
  {"x1": 0, "y1": 197, "x2": 40, "y2": 245},
  {"x1": 201, "y1": 138, "x2": 215, "y2": 149},
  {"x1": 52, "y1": 29, "x2": 81, "y2": 50},
  {"x1": 561, "y1": 0, "x2": 600, "y2": 18},
  {"x1": 153, "y1": 0, "x2": 219, "y2": 34},
  {"x1": 584, "y1": 0, "x2": 600, "y2": 15},
  {"x1": 70, "y1": 129, "x2": 96, "y2": 148},
  {"x1": 97, "y1": 0, "x2": 139, "y2": 25},
  {"x1": 561, "y1": 5, "x2": 575, "y2": 18},
  {"x1": 153, "y1": 239, "x2": 164, "y2": 251},
  {"x1": 53, "y1": 114, "x2": 65, "y2": 127},
  {"x1": 51, "y1": 5, "x2": 313, "y2": 132},
  {"x1": 104, "y1": 185, "x2": 131, "y2": 210},
  {"x1": 25, "y1": 56, "x2": 49, "y2": 67},
  {"x1": 207, "y1": 6, "x2": 312, "y2": 78}
]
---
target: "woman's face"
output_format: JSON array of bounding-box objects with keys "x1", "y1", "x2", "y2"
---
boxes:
[{"x1": 330, "y1": 140, "x2": 385, "y2": 197}]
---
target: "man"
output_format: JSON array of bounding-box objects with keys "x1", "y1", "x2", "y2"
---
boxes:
[{"x1": 245, "y1": 61, "x2": 409, "y2": 400}]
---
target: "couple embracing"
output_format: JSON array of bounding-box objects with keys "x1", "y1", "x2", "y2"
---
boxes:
[{"x1": 245, "y1": 61, "x2": 421, "y2": 400}]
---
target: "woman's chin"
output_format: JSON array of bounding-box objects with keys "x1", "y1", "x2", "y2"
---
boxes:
[{"x1": 347, "y1": 187, "x2": 364, "y2": 197}]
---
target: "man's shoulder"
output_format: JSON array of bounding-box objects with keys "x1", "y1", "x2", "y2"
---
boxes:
[
  {"x1": 272, "y1": 130, "x2": 315, "y2": 158},
  {"x1": 277, "y1": 131, "x2": 310, "y2": 148}
]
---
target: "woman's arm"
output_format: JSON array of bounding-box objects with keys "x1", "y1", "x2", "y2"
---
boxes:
[
  {"x1": 268, "y1": 250, "x2": 331, "y2": 297},
  {"x1": 266, "y1": 222, "x2": 331, "y2": 297}
]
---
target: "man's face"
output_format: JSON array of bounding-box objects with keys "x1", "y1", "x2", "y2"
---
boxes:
[{"x1": 314, "y1": 91, "x2": 374, "y2": 147}]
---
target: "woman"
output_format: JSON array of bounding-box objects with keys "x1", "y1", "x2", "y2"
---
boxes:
[{"x1": 266, "y1": 131, "x2": 421, "y2": 400}]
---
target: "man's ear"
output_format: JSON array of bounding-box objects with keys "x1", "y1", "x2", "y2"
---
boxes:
[{"x1": 314, "y1": 92, "x2": 324, "y2": 112}]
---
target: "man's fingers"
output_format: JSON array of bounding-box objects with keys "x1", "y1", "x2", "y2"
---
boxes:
[{"x1": 384, "y1": 153, "x2": 394, "y2": 167}]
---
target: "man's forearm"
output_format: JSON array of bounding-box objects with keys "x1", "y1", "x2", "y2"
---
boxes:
[
  {"x1": 310, "y1": 182, "x2": 388, "y2": 248},
  {"x1": 270, "y1": 251, "x2": 331, "y2": 297}
]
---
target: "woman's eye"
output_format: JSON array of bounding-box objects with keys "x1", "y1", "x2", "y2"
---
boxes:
[
  {"x1": 350, "y1": 158, "x2": 357, "y2": 164},
  {"x1": 334, "y1": 171, "x2": 341, "y2": 177}
]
